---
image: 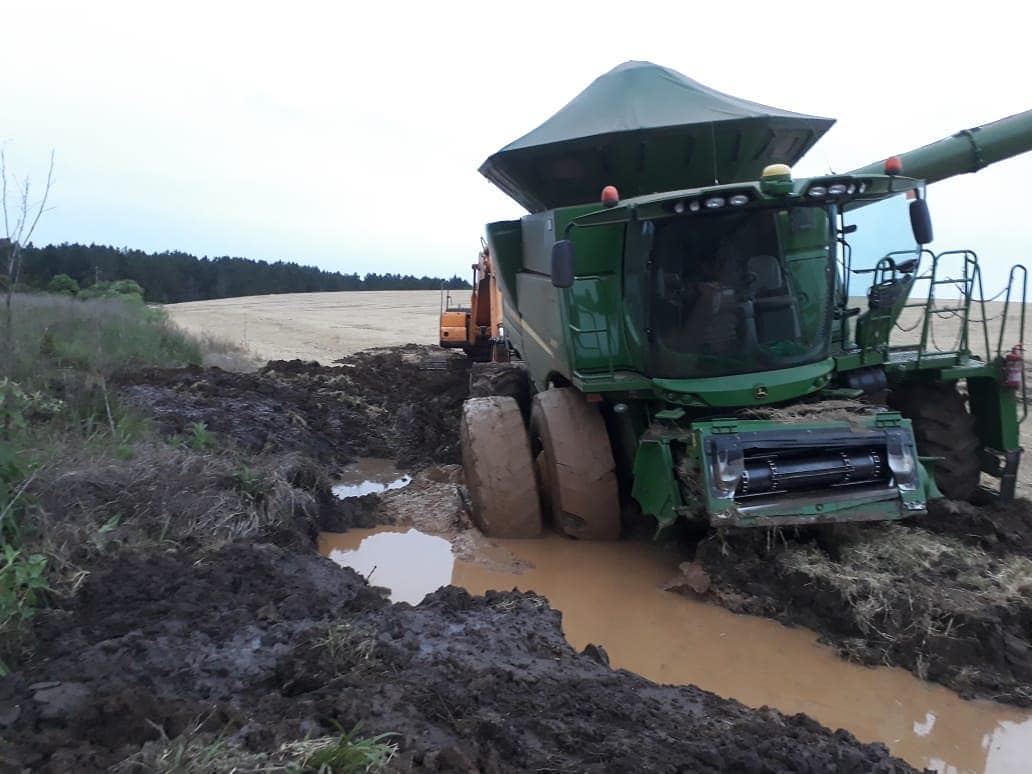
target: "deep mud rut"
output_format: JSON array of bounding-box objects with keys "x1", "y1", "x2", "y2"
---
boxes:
[
  {"x1": 1, "y1": 543, "x2": 913, "y2": 773},
  {"x1": 690, "y1": 498, "x2": 1032, "y2": 708},
  {"x1": 120, "y1": 345, "x2": 469, "y2": 469},
  {"x1": 4, "y1": 344, "x2": 1029, "y2": 771}
]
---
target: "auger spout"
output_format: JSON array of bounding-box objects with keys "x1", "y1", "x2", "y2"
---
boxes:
[{"x1": 848, "y1": 109, "x2": 1032, "y2": 183}]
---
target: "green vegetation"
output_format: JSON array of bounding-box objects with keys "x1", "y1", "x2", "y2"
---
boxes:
[
  {"x1": 0, "y1": 292, "x2": 204, "y2": 667},
  {"x1": 20, "y1": 242, "x2": 471, "y2": 303},
  {"x1": 4, "y1": 292, "x2": 200, "y2": 382},
  {"x1": 116, "y1": 719, "x2": 397, "y2": 773},
  {"x1": 46, "y1": 273, "x2": 79, "y2": 295},
  {"x1": 283, "y1": 727, "x2": 398, "y2": 772}
]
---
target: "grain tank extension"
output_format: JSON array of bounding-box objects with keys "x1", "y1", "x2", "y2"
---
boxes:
[{"x1": 461, "y1": 61, "x2": 1032, "y2": 539}]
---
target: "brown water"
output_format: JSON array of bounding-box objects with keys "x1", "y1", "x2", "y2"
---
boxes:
[
  {"x1": 320, "y1": 527, "x2": 1032, "y2": 773},
  {"x1": 331, "y1": 458, "x2": 411, "y2": 499}
]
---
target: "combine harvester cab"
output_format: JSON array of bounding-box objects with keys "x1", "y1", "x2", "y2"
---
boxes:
[{"x1": 464, "y1": 61, "x2": 1032, "y2": 539}]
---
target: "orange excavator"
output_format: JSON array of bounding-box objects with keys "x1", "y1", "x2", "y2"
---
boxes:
[{"x1": 439, "y1": 240, "x2": 507, "y2": 362}]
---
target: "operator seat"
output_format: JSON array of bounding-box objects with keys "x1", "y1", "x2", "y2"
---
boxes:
[{"x1": 746, "y1": 255, "x2": 802, "y2": 344}]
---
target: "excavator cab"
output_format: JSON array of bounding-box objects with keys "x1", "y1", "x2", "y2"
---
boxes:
[{"x1": 438, "y1": 242, "x2": 505, "y2": 362}]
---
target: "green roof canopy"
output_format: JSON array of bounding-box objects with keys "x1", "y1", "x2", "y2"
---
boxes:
[{"x1": 480, "y1": 61, "x2": 835, "y2": 212}]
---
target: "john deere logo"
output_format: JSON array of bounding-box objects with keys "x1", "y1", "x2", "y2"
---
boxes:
[{"x1": 753, "y1": 385, "x2": 768, "y2": 399}]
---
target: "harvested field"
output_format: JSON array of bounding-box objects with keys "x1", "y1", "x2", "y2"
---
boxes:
[{"x1": 165, "y1": 291, "x2": 442, "y2": 363}]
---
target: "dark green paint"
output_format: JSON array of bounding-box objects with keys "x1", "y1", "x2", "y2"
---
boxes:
[{"x1": 481, "y1": 66, "x2": 1032, "y2": 532}]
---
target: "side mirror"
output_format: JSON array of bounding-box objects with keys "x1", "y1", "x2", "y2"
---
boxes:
[
  {"x1": 909, "y1": 198, "x2": 933, "y2": 245},
  {"x1": 551, "y1": 240, "x2": 575, "y2": 288}
]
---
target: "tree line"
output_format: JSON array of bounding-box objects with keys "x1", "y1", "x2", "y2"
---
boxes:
[{"x1": 18, "y1": 243, "x2": 471, "y2": 303}]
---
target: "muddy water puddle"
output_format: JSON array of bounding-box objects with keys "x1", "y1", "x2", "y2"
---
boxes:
[
  {"x1": 320, "y1": 527, "x2": 1032, "y2": 773},
  {"x1": 332, "y1": 457, "x2": 411, "y2": 499}
]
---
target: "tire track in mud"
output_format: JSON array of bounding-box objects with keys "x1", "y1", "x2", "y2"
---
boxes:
[
  {"x1": 5, "y1": 344, "x2": 1024, "y2": 769},
  {"x1": 1, "y1": 543, "x2": 915, "y2": 772}
]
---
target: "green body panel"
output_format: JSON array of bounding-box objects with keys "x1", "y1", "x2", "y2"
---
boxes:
[
  {"x1": 485, "y1": 220, "x2": 523, "y2": 307},
  {"x1": 482, "y1": 65, "x2": 1032, "y2": 531},
  {"x1": 567, "y1": 275, "x2": 633, "y2": 373},
  {"x1": 631, "y1": 440, "x2": 683, "y2": 539},
  {"x1": 652, "y1": 359, "x2": 833, "y2": 407}
]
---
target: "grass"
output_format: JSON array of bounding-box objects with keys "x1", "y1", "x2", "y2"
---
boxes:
[
  {"x1": 25, "y1": 443, "x2": 331, "y2": 582},
  {"x1": 779, "y1": 524, "x2": 1032, "y2": 641},
  {"x1": 191, "y1": 331, "x2": 263, "y2": 372},
  {"x1": 315, "y1": 623, "x2": 379, "y2": 675},
  {"x1": 0, "y1": 292, "x2": 277, "y2": 667},
  {"x1": 3, "y1": 292, "x2": 202, "y2": 383},
  {"x1": 115, "y1": 718, "x2": 397, "y2": 773}
]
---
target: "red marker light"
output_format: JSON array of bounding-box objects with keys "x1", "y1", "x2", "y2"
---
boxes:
[
  {"x1": 601, "y1": 185, "x2": 620, "y2": 206},
  {"x1": 884, "y1": 156, "x2": 903, "y2": 175}
]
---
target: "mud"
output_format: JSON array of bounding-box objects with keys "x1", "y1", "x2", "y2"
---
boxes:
[
  {"x1": 15, "y1": 342, "x2": 1028, "y2": 771},
  {"x1": 693, "y1": 506, "x2": 1032, "y2": 708},
  {"x1": 325, "y1": 526, "x2": 1032, "y2": 773},
  {"x1": 0, "y1": 542, "x2": 914, "y2": 773},
  {"x1": 119, "y1": 345, "x2": 469, "y2": 469}
]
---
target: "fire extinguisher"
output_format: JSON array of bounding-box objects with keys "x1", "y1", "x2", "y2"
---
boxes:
[{"x1": 1004, "y1": 344, "x2": 1024, "y2": 389}]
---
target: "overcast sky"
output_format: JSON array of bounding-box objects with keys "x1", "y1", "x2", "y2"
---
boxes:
[{"x1": 2, "y1": 1, "x2": 1029, "y2": 292}]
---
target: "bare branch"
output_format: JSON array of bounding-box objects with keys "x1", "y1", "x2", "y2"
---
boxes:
[
  {"x1": 1, "y1": 149, "x2": 9, "y2": 240},
  {"x1": 22, "y1": 149, "x2": 55, "y2": 245}
]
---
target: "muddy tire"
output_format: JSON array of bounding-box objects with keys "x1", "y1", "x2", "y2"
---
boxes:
[
  {"x1": 888, "y1": 381, "x2": 981, "y2": 500},
  {"x1": 530, "y1": 388, "x2": 621, "y2": 540},
  {"x1": 460, "y1": 396, "x2": 542, "y2": 538},
  {"x1": 469, "y1": 362, "x2": 531, "y2": 417}
]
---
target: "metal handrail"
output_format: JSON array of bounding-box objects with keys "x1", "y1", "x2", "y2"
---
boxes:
[{"x1": 997, "y1": 264, "x2": 1028, "y2": 421}]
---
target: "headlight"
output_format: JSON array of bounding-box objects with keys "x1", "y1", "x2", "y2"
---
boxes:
[
  {"x1": 828, "y1": 183, "x2": 847, "y2": 195},
  {"x1": 729, "y1": 194, "x2": 749, "y2": 206},
  {"x1": 808, "y1": 186, "x2": 827, "y2": 198},
  {"x1": 705, "y1": 196, "x2": 726, "y2": 209}
]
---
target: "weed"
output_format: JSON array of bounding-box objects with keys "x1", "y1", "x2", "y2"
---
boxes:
[
  {"x1": 232, "y1": 464, "x2": 266, "y2": 502},
  {"x1": 0, "y1": 545, "x2": 49, "y2": 675},
  {"x1": 185, "y1": 422, "x2": 216, "y2": 451},
  {"x1": 283, "y1": 725, "x2": 398, "y2": 773},
  {"x1": 115, "y1": 716, "x2": 398, "y2": 773},
  {"x1": 90, "y1": 514, "x2": 122, "y2": 552},
  {"x1": 316, "y1": 623, "x2": 379, "y2": 674},
  {"x1": 2, "y1": 293, "x2": 201, "y2": 382}
]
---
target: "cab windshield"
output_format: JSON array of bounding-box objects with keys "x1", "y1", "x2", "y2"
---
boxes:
[{"x1": 628, "y1": 207, "x2": 834, "y2": 379}]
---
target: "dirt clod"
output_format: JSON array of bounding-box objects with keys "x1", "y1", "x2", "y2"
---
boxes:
[
  {"x1": 120, "y1": 345, "x2": 469, "y2": 469},
  {"x1": 1, "y1": 542, "x2": 916, "y2": 773}
]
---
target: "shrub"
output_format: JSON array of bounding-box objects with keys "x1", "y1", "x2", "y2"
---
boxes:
[{"x1": 46, "y1": 274, "x2": 79, "y2": 295}]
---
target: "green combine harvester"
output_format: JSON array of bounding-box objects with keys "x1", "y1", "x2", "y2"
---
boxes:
[{"x1": 460, "y1": 61, "x2": 1032, "y2": 540}]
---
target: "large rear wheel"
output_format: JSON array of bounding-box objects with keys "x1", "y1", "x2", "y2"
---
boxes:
[
  {"x1": 469, "y1": 362, "x2": 531, "y2": 417},
  {"x1": 459, "y1": 396, "x2": 542, "y2": 538},
  {"x1": 888, "y1": 381, "x2": 981, "y2": 500},
  {"x1": 530, "y1": 388, "x2": 621, "y2": 540}
]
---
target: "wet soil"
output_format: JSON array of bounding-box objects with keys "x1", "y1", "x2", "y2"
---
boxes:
[
  {"x1": 119, "y1": 345, "x2": 469, "y2": 469},
  {"x1": 324, "y1": 526, "x2": 1032, "y2": 773},
  {"x1": 14, "y1": 343, "x2": 1030, "y2": 770},
  {"x1": 692, "y1": 499, "x2": 1032, "y2": 708},
  {"x1": 0, "y1": 542, "x2": 915, "y2": 773}
]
